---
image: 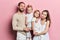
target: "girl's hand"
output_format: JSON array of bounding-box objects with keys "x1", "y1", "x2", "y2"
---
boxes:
[
  {"x1": 33, "y1": 32, "x2": 38, "y2": 36},
  {"x1": 28, "y1": 28, "x2": 32, "y2": 30}
]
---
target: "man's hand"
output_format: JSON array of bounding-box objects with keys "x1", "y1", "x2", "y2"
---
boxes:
[{"x1": 23, "y1": 27, "x2": 29, "y2": 32}]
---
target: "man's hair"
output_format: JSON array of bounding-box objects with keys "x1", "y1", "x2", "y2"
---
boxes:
[{"x1": 18, "y1": 2, "x2": 25, "y2": 6}]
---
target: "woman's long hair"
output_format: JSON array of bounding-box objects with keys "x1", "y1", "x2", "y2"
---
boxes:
[{"x1": 42, "y1": 10, "x2": 51, "y2": 27}]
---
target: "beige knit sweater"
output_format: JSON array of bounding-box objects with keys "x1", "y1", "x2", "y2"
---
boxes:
[{"x1": 12, "y1": 12, "x2": 26, "y2": 36}]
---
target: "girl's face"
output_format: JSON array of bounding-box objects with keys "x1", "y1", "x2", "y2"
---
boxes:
[
  {"x1": 42, "y1": 12, "x2": 47, "y2": 19},
  {"x1": 27, "y1": 7, "x2": 33, "y2": 13},
  {"x1": 34, "y1": 11, "x2": 40, "y2": 18}
]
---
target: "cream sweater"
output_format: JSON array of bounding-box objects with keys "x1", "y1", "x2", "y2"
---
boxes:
[{"x1": 12, "y1": 12, "x2": 26, "y2": 36}]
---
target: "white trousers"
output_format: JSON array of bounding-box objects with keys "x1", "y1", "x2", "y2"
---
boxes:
[
  {"x1": 16, "y1": 32, "x2": 26, "y2": 40},
  {"x1": 33, "y1": 33, "x2": 49, "y2": 40}
]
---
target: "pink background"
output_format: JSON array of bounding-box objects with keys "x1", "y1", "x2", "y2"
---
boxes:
[{"x1": 0, "y1": 0, "x2": 60, "y2": 40}]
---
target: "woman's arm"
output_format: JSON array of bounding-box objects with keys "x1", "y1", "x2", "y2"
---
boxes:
[{"x1": 39, "y1": 21, "x2": 50, "y2": 35}]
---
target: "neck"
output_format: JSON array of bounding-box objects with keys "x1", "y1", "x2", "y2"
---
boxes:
[
  {"x1": 41, "y1": 18, "x2": 46, "y2": 21},
  {"x1": 28, "y1": 12, "x2": 32, "y2": 14},
  {"x1": 18, "y1": 11, "x2": 23, "y2": 14}
]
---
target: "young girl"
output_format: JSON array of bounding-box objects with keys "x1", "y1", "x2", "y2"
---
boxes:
[
  {"x1": 32, "y1": 10, "x2": 41, "y2": 40},
  {"x1": 32, "y1": 10, "x2": 51, "y2": 40},
  {"x1": 25, "y1": 5, "x2": 33, "y2": 40}
]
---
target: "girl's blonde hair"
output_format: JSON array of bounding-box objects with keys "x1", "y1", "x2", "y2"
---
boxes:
[{"x1": 26, "y1": 5, "x2": 33, "y2": 13}]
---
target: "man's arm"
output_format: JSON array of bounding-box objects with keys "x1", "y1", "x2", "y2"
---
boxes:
[{"x1": 12, "y1": 15, "x2": 25, "y2": 31}]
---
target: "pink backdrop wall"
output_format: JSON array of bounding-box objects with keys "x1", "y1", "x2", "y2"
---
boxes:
[{"x1": 0, "y1": 0, "x2": 60, "y2": 40}]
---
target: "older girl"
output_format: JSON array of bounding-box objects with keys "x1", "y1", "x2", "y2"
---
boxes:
[{"x1": 25, "y1": 5, "x2": 33, "y2": 40}]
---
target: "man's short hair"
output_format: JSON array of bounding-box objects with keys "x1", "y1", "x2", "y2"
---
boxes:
[{"x1": 18, "y1": 2, "x2": 25, "y2": 6}]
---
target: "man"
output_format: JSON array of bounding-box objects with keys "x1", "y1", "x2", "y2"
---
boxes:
[{"x1": 12, "y1": 2, "x2": 29, "y2": 40}]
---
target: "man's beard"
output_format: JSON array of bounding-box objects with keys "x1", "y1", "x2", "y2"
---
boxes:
[{"x1": 18, "y1": 8, "x2": 24, "y2": 12}]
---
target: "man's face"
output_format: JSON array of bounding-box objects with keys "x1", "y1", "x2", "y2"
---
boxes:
[{"x1": 18, "y1": 3, "x2": 25, "y2": 12}]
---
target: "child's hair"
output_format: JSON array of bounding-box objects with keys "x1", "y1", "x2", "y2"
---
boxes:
[
  {"x1": 33, "y1": 10, "x2": 40, "y2": 18},
  {"x1": 26, "y1": 5, "x2": 33, "y2": 13}
]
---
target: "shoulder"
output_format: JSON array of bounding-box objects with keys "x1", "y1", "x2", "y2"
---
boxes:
[
  {"x1": 22, "y1": 13, "x2": 26, "y2": 17},
  {"x1": 33, "y1": 17, "x2": 36, "y2": 19},
  {"x1": 46, "y1": 20, "x2": 50, "y2": 25},
  {"x1": 13, "y1": 13, "x2": 18, "y2": 18},
  {"x1": 32, "y1": 17, "x2": 36, "y2": 21},
  {"x1": 47, "y1": 20, "x2": 50, "y2": 23},
  {"x1": 25, "y1": 14, "x2": 28, "y2": 16},
  {"x1": 31, "y1": 13, "x2": 33, "y2": 15}
]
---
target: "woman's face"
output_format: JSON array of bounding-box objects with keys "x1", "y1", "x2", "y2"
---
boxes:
[
  {"x1": 27, "y1": 7, "x2": 33, "y2": 13},
  {"x1": 34, "y1": 11, "x2": 40, "y2": 18},
  {"x1": 42, "y1": 12, "x2": 47, "y2": 19}
]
